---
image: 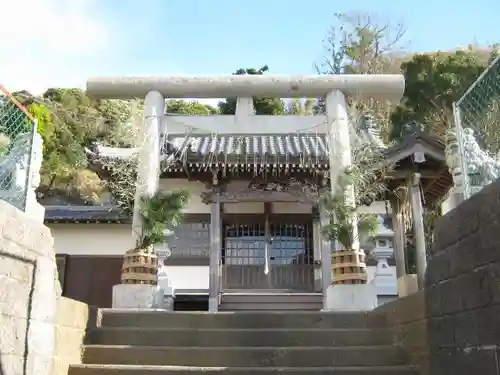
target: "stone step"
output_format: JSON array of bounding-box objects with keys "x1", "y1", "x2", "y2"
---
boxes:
[
  {"x1": 99, "y1": 311, "x2": 373, "y2": 329},
  {"x1": 82, "y1": 345, "x2": 406, "y2": 367},
  {"x1": 88, "y1": 327, "x2": 392, "y2": 347},
  {"x1": 69, "y1": 364, "x2": 419, "y2": 375},
  {"x1": 218, "y1": 303, "x2": 321, "y2": 311},
  {"x1": 219, "y1": 293, "x2": 323, "y2": 311},
  {"x1": 221, "y1": 293, "x2": 323, "y2": 304}
]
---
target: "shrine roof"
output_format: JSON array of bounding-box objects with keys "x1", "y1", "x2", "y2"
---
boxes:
[
  {"x1": 85, "y1": 133, "x2": 332, "y2": 169},
  {"x1": 169, "y1": 133, "x2": 330, "y2": 163},
  {"x1": 385, "y1": 131, "x2": 446, "y2": 162}
]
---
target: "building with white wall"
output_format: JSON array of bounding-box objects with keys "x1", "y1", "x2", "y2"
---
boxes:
[{"x1": 46, "y1": 200, "x2": 396, "y2": 306}]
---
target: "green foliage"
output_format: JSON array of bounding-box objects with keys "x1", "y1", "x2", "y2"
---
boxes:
[
  {"x1": 391, "y1": 50, "x2": 494, "y2": 140},
  {"x1": 8, "y1": 88, "x2": 223, "y2": 204},
  {"x1": 321, "y1": 169, "x2": 380, "y2": 250},
  {"x1": 286, "y1": 99, "x2": 316, "y2": 115},
  {"x1": 10, "y1": 89, "x2": 133, "y2": 203},
  {"x1": 138, "y1": 190, "x2": 189, "y2": 249},
  {"x1": 218, "y1": 66, "x2": 286, "y2": 115},
  {"x1": 321, "y1": 138, "x2": 390, "y2": 250},
  {"x1": 106, "y1": 158, "x2": 138, "y2": 213},
  {"x1": 27, "y1": 103, "x2": 53, "y2": 150},
  {"x1": 12, "y1": 90, "x2": 36, "y2": 106},
  {"x1": 167, "y1": 100, "x2": 218, "y2": 115}
]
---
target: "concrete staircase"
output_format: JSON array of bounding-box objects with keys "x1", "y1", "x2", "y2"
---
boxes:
[
  {"x1": 219, "y1": 292, "x2": 323, "y2": 310},
  {"x1": 68, "y1": 310, "x2": 418, "y2": 375}
]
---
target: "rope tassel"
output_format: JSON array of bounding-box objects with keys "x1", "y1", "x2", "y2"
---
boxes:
[{"x1": 264, "y1": 215, "x2": 271, "y2": 275}]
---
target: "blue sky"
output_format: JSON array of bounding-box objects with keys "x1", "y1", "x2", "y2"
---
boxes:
[
  {"x1": 103, "y1": 0, "x2": 499, "y2": 76},
  {"x1": 1, "y1": 0, "x2": 498, "y2": 93}
]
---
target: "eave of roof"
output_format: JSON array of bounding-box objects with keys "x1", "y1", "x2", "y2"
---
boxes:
[
  {"x1": 84, "y1": 131, "x2": 452, "y2": 203},
  {"x1": 44, "y1": 205, "x2": 129, "y2": 223},
  {"x1": 87, "y1": 131, "x2": 448, "y2": 166}
]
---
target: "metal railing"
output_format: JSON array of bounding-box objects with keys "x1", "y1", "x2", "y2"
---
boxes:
[
  {"x1": 453, "y1": 56, "x2": 500, "y2": 199},
  {"x1": 0, "y1": 85, "x2": 37, "y2": 211}
]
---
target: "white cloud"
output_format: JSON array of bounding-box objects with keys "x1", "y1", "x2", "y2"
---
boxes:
[
  {"x1": 0, "y1": 0, "x2": 223, "y2": 108},
  {"x1": 0, "y1": 0, "x2": 113, "y2": 94}
]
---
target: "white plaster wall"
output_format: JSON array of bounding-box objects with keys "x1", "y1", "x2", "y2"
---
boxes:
[
  {"x1": 224, "y1": 202, "x2": 264, "y2": 214},
  {"x1": 272, "y1": 202, "x2": 312, "y2": 214},
  {"x1": 166, "y1": 266, "x2": 210, "y2": 291},
  {"x1": 48, "y1": 223, "x2": 134, "y2": 256}
]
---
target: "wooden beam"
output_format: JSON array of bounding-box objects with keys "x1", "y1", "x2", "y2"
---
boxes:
[
  {"x1": 390, "y1": 196, "x2": 407, "y2": 279},
  {"x1": 423, "y1": 167, "x2": 449, "y2": 197},
  {"x1": 208, "y1": 190, "x2": 222, "y2": 312},
  {"x1": 408, "y1": 173, "x2": 427, "y2": 290},
  {"x1": 388, "y1": 170, "x2": 442, "y2": 180}
]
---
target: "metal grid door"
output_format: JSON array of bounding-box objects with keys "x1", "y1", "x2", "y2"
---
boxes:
[{"x1": 221, "y1": 215, "x2": 314, "y2": 291}]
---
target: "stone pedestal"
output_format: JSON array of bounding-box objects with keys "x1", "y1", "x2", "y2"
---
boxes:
[
  {"x1": 397, "y1": 274, "x2": 418, "y2": 297},
  {"x1": 112, "y1": 284, "x2": 165, "y2": 309},
  {"x1": 323, "y1": 284, "x2": 377, "y2": 312},
  {"x1": 158, "y1": 277, "x2": 174, "y2": 312},
  {"x1": 156, "y1": 244, "x2": 174, "y2": 311},
  {"x1": 371, "y1": 246, "x2": 397, "y2": 297}
]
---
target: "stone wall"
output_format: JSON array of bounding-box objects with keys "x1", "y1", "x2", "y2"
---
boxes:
[
  {"x1": 373, "y1": 291, "x2": 429, "y2": 374},
  {"x1": 0, "y1": 200, "x2": 94, "y2": 375},
  {"x1": 424, "y1": 179, "x2": 500, "y2": 374},
  {"x1": 52, "y1": 297, "x2": 97, "y2": 375},
  {"x1": 374, "y1": 179, "x2": 500, "y2": 375}
]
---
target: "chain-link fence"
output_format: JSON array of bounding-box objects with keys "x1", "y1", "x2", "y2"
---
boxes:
[
  {"x1": 453, "y1": 56, "x2": 500, "y2": 199},
  {"x1": 0, "y1": 85, "x2": 37, "y2": 211}
]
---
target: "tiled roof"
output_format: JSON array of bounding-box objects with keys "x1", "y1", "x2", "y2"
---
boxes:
[
  {"x1": 168, "y1": 134, "x2": 330, "y2": 164},
  {"x1": 44, "y1": 205, "x2": 128, "y2": 223},
  {"x1": 85, "y1": 134, "x2": 331, "y2": 166}
]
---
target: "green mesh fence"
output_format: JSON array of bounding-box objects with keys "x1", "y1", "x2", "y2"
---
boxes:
[
  {"x1": 454, "y1": 56, "x2": 500, "y2": 198},
  {"x1": 0, "y1": 87, "x2": 37, "y2": 210}
]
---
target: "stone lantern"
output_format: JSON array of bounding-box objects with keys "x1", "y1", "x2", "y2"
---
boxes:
[{"x1": 370, "y1": 216, "x2": 397, "y2": 304}]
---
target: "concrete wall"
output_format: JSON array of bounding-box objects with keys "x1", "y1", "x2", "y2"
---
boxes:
[
  {"x1": 0, "y1": 200, "x2": 94, "y2": 375},
  {"x1": 373, "y1": 291, "x2": 429, "y2": 373},
  {"x1": 374, "y1": 178, "x2": 500, "y2": 375},
  {"x1": 52, "y1": 297, "x2": 97, "y2": 375},
  {"x1": 0, "y1": 200, "x2": 60, "y2": 375}
]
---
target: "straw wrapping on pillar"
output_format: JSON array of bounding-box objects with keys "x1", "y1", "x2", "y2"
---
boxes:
[
  {"x1": 331, "y1": 249, "x2": 367, "y2": 284},
  {"x1": 121, "y1": 247, "x2": 158, "y2": 285}
]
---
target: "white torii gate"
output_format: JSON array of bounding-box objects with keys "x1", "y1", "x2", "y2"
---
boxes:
[{"x1": 86, "y1": 74, "x2": 405, "y2": 311}]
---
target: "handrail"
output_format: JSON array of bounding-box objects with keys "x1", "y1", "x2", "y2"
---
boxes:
[{"x1": 0, "y1": 84, "x2": 36, "y2": 122}]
